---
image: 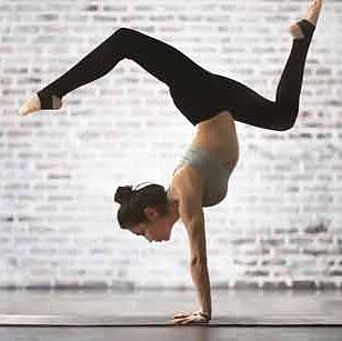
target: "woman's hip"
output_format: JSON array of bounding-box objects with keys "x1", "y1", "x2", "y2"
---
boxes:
[{"x1": 168, "y1": 72, "x2": 238, "y2": 125}]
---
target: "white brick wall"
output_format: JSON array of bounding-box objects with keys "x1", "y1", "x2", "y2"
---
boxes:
[{"x1": 0, "y1": 0, "x2": 341, "y2": 290}]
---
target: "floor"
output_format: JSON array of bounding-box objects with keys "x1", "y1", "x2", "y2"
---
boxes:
[
  {"x1": 1, "y1": 327, "x2": 342, "y2": 341},
  {"x1": 0, "y1": 289, "x2": 341, "y2": 340}
]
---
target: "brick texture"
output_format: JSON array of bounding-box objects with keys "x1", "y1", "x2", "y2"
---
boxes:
[{"x1": 0, "y1": 0, "x2": 341, "y2": 290}]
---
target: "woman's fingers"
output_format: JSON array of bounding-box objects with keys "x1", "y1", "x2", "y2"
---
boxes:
[
  {"x1": 173, "y1": 311, "x2": 190, "y2": 318},
  {"x1": 167, "y1": 317, "x2": 188, "y2": 324},
  {"x1": 168, "y1": 310, "x2": 209, "y2": 325}
]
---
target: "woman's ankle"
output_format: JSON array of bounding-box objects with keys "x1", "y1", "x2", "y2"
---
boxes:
[
  {"x1": 52, "y1": 95, "x2": 63, "y2": 109},
  {"x1": 289, "y1": 23, "x2": 305, "y2": 40}
]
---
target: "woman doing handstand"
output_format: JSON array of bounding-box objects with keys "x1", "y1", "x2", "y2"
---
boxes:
[{"x1": 19, "y1": 0, "x2": 323, "y2": 325}]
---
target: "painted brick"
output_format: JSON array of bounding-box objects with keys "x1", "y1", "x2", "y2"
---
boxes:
[
  {"x1": 261, "y1": 281, "x2": 289, "y2": 290},
  {"x1": 291, "y1": 280, "x2": 317, "y2": 290},
  {"x1": 304, "y1": 223, "x2": 329, "y2": 234}
]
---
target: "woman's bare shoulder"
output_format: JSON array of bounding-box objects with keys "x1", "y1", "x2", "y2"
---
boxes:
[{"x1": 171, "y1": 164, "x2": 204, "y2": 200}]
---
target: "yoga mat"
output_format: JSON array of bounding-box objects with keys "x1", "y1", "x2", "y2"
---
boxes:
[{"x1": 1, "y1": 314, "x2": 342, "y2": 327}]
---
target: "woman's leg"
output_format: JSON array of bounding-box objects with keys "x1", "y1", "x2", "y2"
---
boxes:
[
  {"x1": 205, "y1": 0, "x2": 324, "y2": 131},
  {"x1": 21, "y1": 27, "x2": 210, "y2": 113},
  {"x1": 167, "y1": 18, "x2": 317, "y2": 129},
  {"x1": 217, "y1": 19, "x2": 317, "y2": 131}
]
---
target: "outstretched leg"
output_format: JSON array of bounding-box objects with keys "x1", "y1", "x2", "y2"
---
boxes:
[
  {"x1": 207, "y1": 0, "x2": 323, "y2": 131},
  {"x1": 19, "y1": 27, "x2": 210, "y2": 116},
  {"x1": 225, "y1": 19, "x2": 316, "y2": 131}
]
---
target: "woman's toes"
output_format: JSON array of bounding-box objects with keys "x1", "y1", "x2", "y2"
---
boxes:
[
  {"x1": 289, "y1": 0, "x2": 323, "y2": 40},
  {"x1": 19, "y1": 93, "x2": 41, "y2": 116},
  {"x1": 304, "y1": 0, "x2": 323, "y2": 26},
  {"x1": 19, "y1": 93, "x2": 63, "y2": 115}
]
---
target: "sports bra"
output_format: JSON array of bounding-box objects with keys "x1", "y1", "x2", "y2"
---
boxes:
[{"x1": 173, "y1": 145, "x2": 232, "y2": 207}]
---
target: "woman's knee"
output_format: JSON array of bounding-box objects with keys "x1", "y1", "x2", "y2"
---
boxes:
[
  {"x1": 277, "y1": 122, "x2": 293, "y2": 131},
  {"x1": 115, "y1": 27, "x2": 139, "y2": 39},
  {"x1": 110, "y1": 27, "x2": 137, "y2": 57},
  {"x1": 275, "y1": 105, "x2": 298, "y2": 131},
  {"x1": 278, "y1": 114, "x2": 297, "y2": 131}
]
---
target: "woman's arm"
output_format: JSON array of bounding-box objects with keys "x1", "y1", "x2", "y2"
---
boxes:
[
  {"x1": 179, "y1": 194, "x2": 212, "y2": 319},
  {"x1": 187, "y1": 212, "x2": 212, "y2": 319},
  {"x1": 190, "y1": 262, "x2": 212, "y2": 319}
]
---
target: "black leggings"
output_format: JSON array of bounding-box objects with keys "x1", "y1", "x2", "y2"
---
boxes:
[{"x1": 37, "y1": 20, "x2": 316, "y2": 130}]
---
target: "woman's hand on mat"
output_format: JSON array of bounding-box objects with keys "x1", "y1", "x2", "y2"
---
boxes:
[{"x1": 167, "y1": 310, "x2": 210, "y2": 325}]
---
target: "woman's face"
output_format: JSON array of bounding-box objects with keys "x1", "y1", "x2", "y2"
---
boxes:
[
  {"x1": 129, "y1": 201, "x2": 179, "y2": 243},
  {"x1": 130, "y1": 217, "x2": 172, "y2": 243}
]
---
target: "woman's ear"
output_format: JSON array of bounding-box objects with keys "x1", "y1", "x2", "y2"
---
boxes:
[{"x1": 144, "y1": 206, "x2": 159, "y2": 220}]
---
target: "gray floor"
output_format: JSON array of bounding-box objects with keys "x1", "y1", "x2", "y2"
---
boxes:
[
  {"x1": 0, "y1": 289, "x2": 342, "y2": 340},
  {"x1": 1, "y1": 327, "x2": 342, "y2": 341}
]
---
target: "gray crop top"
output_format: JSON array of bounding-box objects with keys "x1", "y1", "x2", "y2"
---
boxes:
[{"x1": 173, "y1": 145, "x2": 232, "y2": 207}]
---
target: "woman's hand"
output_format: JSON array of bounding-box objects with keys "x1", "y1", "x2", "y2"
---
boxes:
[{"x1": 167, "y1": 310, "x2": 210, "y2": 325}]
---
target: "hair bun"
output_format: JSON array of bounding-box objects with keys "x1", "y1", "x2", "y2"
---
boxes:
[{"x1": 114, "y1": 185, "x2": 134, "y2": 205}]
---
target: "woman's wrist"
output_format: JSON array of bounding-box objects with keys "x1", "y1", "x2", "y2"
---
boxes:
[{"x1": 194, "y1": 310, "x2": 211, "y2": 320}]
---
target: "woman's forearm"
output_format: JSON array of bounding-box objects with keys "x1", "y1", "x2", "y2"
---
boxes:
[{"x1": 190, "y1": 262, "x2": 212, "y2": 319}]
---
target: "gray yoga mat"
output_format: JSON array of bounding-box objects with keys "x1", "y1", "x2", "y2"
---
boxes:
[{"x1": 1, "y1": 314, "x2": 342, "y2": 326}]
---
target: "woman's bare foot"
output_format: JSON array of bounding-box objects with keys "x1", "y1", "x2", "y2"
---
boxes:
[
  {"x1": 289, "y1": 0, "x2": 323, "y2": 39},
  {"x1": 19, "y1": 93, "x2": 62, "y2": 116}
]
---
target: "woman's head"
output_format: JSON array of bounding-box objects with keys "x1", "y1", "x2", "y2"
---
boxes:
[{"x1": 114, "y1": 182, "x2": 178, "y2": 242}]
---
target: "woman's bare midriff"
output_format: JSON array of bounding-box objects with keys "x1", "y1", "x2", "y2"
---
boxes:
[
  {"x1": 191, "y1": 110, "x2": 240, "y2": 170},
  {"x1": 167, "y1": 110, "x2": 239, "y2": 204}
]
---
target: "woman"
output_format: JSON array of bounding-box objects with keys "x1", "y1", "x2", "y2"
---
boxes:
[{"x1": 19, "y1": 0, "x2": 323, "y2": 325}]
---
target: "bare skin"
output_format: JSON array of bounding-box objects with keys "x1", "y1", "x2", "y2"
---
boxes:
[
  {"x1": 167, "y1": 110, "x2": 239, "y2": 208},
  {"x1": 130, "y1": 111, "x2": 238, "y2": 243},
  {"x1": 289, "y1": 0, "x2": 323, "y2": 39}
]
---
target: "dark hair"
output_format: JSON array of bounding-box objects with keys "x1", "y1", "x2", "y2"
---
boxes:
[{"x1": 114, "y1": 182, "x2": 169, "y2": 230}]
